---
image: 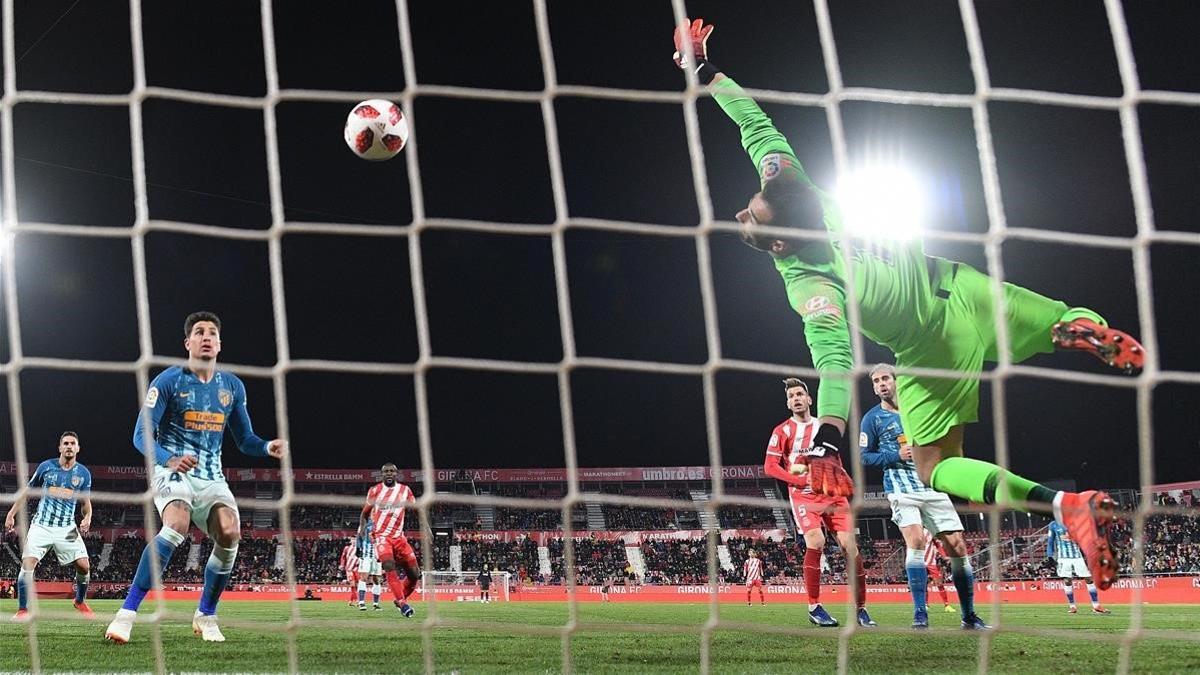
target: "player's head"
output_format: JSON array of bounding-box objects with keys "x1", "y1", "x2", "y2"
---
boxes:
[
  {"x1": 184, "y1": 311, "x2": 222, "y2": 363},
  {"x1": 748, "y1": 549, "x2": 758, "y2": 558},
  {"x1": 869, "y1": 363, "x2": 897, "y2": 403},
  {"x1": 381, "y1": 462, "x2": 398, "y2": 486},
  {"x1": 58, "y1": 431, "x2": 80, "y2": 461},
  {"x1": 782, "y1": 377, "x2": 812, "y2": 418},
  {"x1": 736, "y1": 177, "x2": 824, "y2": 256}
]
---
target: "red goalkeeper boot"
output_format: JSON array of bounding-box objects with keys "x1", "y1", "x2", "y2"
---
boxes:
[
  {"x1": 1052, "y1": 318, "x2": 1144, "y2": 374},
  {"x1": 1060, "y1": 491, "x2": 1119, "y2": 590}
]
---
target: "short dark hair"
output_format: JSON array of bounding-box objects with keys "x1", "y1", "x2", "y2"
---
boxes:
[
  {"x1": 782, "y1": 377, "x2": 808, "y2": 393},
  {"x1": 59, "y1": 430, "x2": 79, "y2": 443},
  {"x1": 761, "y1": 177, "x2": 825, "y2": 230},
  {"x1": 184, "y1": 311, "x2": 222, "y2": 337},
  {"x1": 382, "y1": 462, "x2": 398, "y2": 471}
]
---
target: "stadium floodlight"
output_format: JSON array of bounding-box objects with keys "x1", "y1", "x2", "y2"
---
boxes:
[{"x1": 834, "y1": 163, "x2": 929, "y2": 241}]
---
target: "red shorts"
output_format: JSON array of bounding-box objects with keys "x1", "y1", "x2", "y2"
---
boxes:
[
  {"x1": 373, "y1": 534, "x2": 417, "y2": 568},
  {"x1": 789, "y1": 492, "x2": 852, "y2": 533},
  {"x1": 927, "y1": 564, "x2": 942, "y2": 580},
  {"x1": 746, "y1": 579, "x2": 763, "y2": 588},
  {"x1": 345, "y1": 569, "x2": 359, "y2": 584}
]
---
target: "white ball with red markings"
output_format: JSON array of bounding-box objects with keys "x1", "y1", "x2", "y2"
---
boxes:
[{"x1": 344, "y1": 99, "x2": 408, "y2": 161}]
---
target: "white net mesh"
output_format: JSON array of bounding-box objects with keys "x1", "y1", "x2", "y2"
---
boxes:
[{"x1": 0, "y1": 0, "x2": 1196, "y2": 673}]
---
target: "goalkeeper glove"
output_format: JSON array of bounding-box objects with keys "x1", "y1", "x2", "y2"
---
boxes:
[
  {"x1": 672, "y1": 18, "x2": 720, "y2": 84},
  {"x1": 802, "y1": 425, "x2": 855, "y2": 497}
]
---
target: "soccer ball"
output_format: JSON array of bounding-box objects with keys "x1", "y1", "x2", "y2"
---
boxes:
[{"x1": 344, "y1": 99, "x2": 409, "y2": 161}]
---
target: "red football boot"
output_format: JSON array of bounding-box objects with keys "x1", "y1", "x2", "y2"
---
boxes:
[
  {"x1": 12, "y1": 608, "x2": 31, "y2": 622},
  {"x1": 1059, "y1": 491, "x2": 1119, "y2": 590},
  {"x1": 1052, "y1": 318, "x2": 1144, "y2": 374},
  {"x1": 73, "y1": 601, "x2": 95, "y2": 618}
]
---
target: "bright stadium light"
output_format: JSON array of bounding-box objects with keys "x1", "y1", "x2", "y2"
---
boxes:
[{"x1": 835, "y1": 164, "x2": 930, "y2": 241}]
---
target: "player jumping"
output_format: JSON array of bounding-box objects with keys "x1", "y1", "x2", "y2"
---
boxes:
[
  {"x1": 4, "y1": 431, "x2": 94, "y2": 620},
  {"x1": 105, "y1": 311, "x2": 287, "y2": 644},
  {"x1": 742, "y1": 548, "x2": 766, "y2": 606},
  {"x1": 675, "y1": 17, "x2": 1141, "y2": 590},
  {"x1": 860, "y1": 364, "x2": 985, "y2": 629},
  {"x1": 1046, "y1": 521, "x2": 1111, "y2": 614},
  {"x1": 763, "y1": 378, "x2": 875, "y2": 627},
  {"x1": 359, "y1": 463, "x2": 421, "y2": 617},
  {"x1": 339, "y1": 536, "x2": 360, "y2": 607}
]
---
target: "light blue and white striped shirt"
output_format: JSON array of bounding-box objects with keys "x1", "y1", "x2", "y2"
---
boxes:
[
  {"x1": 28, "y1": 459, "x2": 91, "y2": 528},
  {"x1": 1047, "y1": 522, "x2": 1083, "y2": 560},
  {"x1": 859, "y1": 404, "x2": 930, "y2": 494}
]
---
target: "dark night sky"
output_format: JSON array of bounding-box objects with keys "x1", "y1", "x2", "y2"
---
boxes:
[{"x1": 0, "y1": 1, "x2": 1197, "y2": 491}]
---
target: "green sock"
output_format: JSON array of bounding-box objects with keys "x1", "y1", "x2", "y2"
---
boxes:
[
  {"x1": 1059, "y1": 306, "x2": 1106, "y2": 327},
  {"x1": 929, "y1": 457, "x2": 1057, "y2": 515}
]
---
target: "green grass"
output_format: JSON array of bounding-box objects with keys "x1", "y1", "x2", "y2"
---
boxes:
[{"x1": 3, "y1": 599, "x2": 1199, "y2": 673}]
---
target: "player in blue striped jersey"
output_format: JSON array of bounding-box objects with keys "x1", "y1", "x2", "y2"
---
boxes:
[
  {"x1": 105, "y1": 311, "x2": 287, "y2": 644},
  {"x1": 859, "y1": 364, "x2": 986, "y2": 630},
  {"x1": 4, "y1": 431, "x2": 94, "y2": 620},
  {"x1": 357, "y1": 521, "x2": 383, "y2": 610},
  {"x1": 1046, "y1": 521, "x2": 1110, "y2": 614}
]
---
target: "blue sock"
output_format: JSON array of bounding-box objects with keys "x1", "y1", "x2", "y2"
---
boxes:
[
  {"x1": 1087, "y1": 583, "x2": 1098, "y2": 605},
  {"x1": 122, "y1": 530, "x2": 183, "y2": 612},
  {"x1": 905, "y1": 549, "x2": 927, "y2": 614},
  {"x1": 199, "y1": 544, "x2": 237, "y2": 616},
  {"x1": 950, "y1": 557, "x2": 975, "y2": 620},
  {"x1": 75, "y1": 571, "x2": 90, "y2": 604},
  {"x1": 16, "y1": 569, "x2": 31, "y2": 611},
  {"x1": 358, "y1": 580, "x2": 367, "y2": 603},
  {"x1": 1065, "y1": 588, "x2": 1076, "y2": 605}
]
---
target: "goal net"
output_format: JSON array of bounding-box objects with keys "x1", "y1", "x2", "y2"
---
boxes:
[
  {"x1": 421, "y1": 571, "x2": 511, "y2": 603},
  {"x1": 0, "y1": 0, "x2": 1196, "y2": 674}
]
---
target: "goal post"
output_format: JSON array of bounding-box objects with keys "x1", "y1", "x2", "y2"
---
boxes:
[{"x1": 420, "y1": 570, "x2": 511, "y2": 602}]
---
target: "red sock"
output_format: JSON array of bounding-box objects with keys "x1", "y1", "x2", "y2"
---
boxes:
[
  {"x1": 386, "y1": 570, "x2": 408, "y2": 602},
  {"x1": 937, "y1": 581, "x2": 949, "y2": 605},
  {"x1": 401, "y1": 573, "x2": 418, "y2": 601},
  {"x1": 803, "y1": 548, "x2": 822, "y2": 604},
  {"x1": 854, "y1": 557, "x2": 867, "y2": 609}
]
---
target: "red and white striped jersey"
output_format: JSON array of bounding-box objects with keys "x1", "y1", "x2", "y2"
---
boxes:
[
  {"x1": 367, "y1": 481, "x2": 415, "y2": 538},
  {"x1": 743, "y1": 557, "x2": 764, "y2": 583},
  {"x1": 340, "y1": 542, "x2": 359, "y2": 573},
  {"x1": 922, "y1": 529, "x2": 947, "y2": 567},
  {"x1": 765, "y1": 417, "x2": 821, "y2": 495}
]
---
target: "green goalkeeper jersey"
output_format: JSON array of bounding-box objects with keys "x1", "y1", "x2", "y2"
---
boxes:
[{"x1": 712, "y1": 77, "x2": 935, "y2": 421}]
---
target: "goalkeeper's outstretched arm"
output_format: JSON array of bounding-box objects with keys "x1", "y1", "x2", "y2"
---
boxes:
[{"x1": 673, "y1": 17, "x2": 853, "y2": 438}]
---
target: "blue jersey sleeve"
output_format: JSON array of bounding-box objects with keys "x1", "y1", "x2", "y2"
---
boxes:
[
  {"x1": 27, "y1": 461, "x2": 48, "y2": 488},
  {"x1": 80, "y1": 466, "x2": 92, "y2": 493},
  {"x1": 227, "y1": 376, "x2": 269, "y2": 457},
  {"x1": 1046, "y1": 526, "x2": 1058, "y2": 559},
  {"x1": 859, "y1": 410, "x2": 901, "y2": 467},
  {"x1": 133, "y1": 371, "x2": 177, "y2": 466}
]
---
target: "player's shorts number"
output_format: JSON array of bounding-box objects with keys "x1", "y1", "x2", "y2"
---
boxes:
[
  {"x1": 154, "y1": 472, "x2": 184, "y2": 495},
  {"x1": 795, "y1": 506, "x2": 806, "y2": 517}
]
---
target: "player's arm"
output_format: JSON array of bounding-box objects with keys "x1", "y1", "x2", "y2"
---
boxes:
[
  {"x1": 77, "y1": 468, "x2": 93, "y2": 533},
  {"x1": 858, "y1": 413, "x2": 900, "y2": 468},
  {"x1": 762, "y1": 430, "x2": 807, "y2": 488},
  {"x1": 3, "y1": 464, "x2": 41, "y2": 531},
  {"x1": 358, "y1": 489, "x2": 375, "y2": 537},
  {"x1": 1045, "y1": 528, "x2": 1058, "y2": 560},
  {"x1": 132, "y1": 373, "x2": 184, "y2": 468},
  {"x1": 791, "y1": 277, "x2": 853, "y2": 433}
]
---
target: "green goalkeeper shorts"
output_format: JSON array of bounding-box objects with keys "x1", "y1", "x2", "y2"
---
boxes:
[{"x1": 895, "y1": 258, "x2": 1070, "y2": 446}]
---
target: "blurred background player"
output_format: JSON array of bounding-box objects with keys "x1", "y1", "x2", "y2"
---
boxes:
[
  {"x1": 922, "y1": 529, "x2": 955, "y2": 613},
  {"x1": 743, "y1": 549, "x2": 765, "y2": 606},
  {"x1": 860, "y1": 364, "x2": 985, "y2": 629},
  {"x1": 600, "y1": 578, "x2": 611, "y2": 603},
  {"x1": 3, "y1": 431, "x2": 94, "y2": 620},
  {"x1": 1047, "y1": 521, "x2": 1111, "y2": 614},
  {"x1": 339, "y1": 536, "x2": 359, "y2": 607},
  {"x1": 105, "y1": 311, "x2": 287, "y2": 644},
  {"x1": 478, "y1": 565, "x2": 493, "y2": 604},
  {"x1": 676, "y1": 16, "x2": 1143, "y2": 591},
  {"x1": 762, "y1": 377, "x2": 874, "y2": 627},
  {"x1": 357, "y1": 522, "x2": 383, "y2": 611},
  {"x1": 359, "y1": 463, "x2": 421, "y2": 617}
]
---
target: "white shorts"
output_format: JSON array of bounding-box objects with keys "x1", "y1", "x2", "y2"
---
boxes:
[
  {"x1": 1057, "y1": 558, "x2": 1091, "y2": 579},
  {"x1": 357, "y1": 557, "x2": 382, "y2": 576},
  {"x1": 152, "y1": 466, "x2": 238, "y2": 537},
  {"x1": 22, "y1": 523, "x2": 89, "y2": 565},
  {"x1": 888, "y1": 491, "x2": 963, "y2": 534}
]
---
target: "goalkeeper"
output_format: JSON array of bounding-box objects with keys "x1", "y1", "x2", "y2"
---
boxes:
[{"x1": 673, "y1": 18, "x2": 1143, "y2": 590}]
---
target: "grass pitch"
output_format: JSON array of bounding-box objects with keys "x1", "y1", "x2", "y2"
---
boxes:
[{"x1": 2, "y1": 599, "x2": 1199, "y2": 673}]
